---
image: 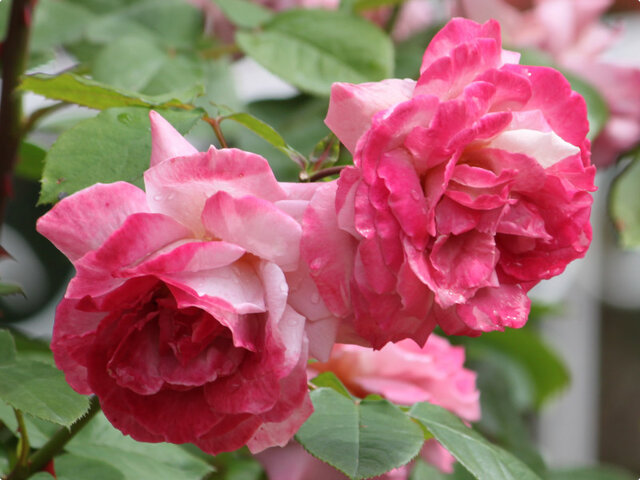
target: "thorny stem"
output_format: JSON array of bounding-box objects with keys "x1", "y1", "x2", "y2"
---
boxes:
[
  {"x1": 305, "y1": 165, "x2": 347, "y2": 182},
  {"x1": 204, "y1": 116, "x2": 229, "y2": 149},
  {"x1": 5, "y1": 396, "x2": 102, "y2": 480},
  {"x1": 0, "y1": 0, "x2": 37, "y2": 230}
]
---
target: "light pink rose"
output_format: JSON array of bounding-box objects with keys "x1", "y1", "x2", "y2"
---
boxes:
[
  {"x1": 258, "y1": 335, "x2": 480, "y2": 477},
  {"x1": 36, "y1": 111, "x2": 337, "y2": 455},
  {"x1": 459, "y1": 0, "x2": 640, "y2": 166},
  {"x1": 303, "y1": 18, "x2": 596, "y2": 348}
]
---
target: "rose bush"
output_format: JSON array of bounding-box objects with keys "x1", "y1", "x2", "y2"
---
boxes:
[
  {"x1": 36, "y1": 111, "x2": 335, "y2": 454},
  {"x1": 257, "y1": 335, "x2": 480, "y2": 477},
  {"x1": 303, "y1": 18, "x2": 596, "y2": 348}
]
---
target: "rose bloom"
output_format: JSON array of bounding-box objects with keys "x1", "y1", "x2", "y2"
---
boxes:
[
  {"x1": 303, "y1": 18, "x2": 596, "y2": 348},
  {"x1": 36, "y1": 111, "x2": 337, "y2": 454},
  {"x1": 257, "y1": 335, "x2": 480, "y2": 477},
  {"x1": 459, "y1": 0, "x2": 640, "y2": 166}
]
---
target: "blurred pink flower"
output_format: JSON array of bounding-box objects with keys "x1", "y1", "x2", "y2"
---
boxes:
[
  {"x1": 303, "y1": 18, "x2": 595, "y2": 348},
  {"x1": 459, "y1": 0, "x2": 640, "y2": 166},
  {"x1": 257, "y1": 334, "x2": 480, "y2": 477}
]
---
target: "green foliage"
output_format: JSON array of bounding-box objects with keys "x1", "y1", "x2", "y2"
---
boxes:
[
  {"x1": 0, "y1": 282, "x2": 24, "y2": 297},
  {"x1": 31, "y1": 0, "x2": 95, "y2": 53},
  {"x1": 0, "y1": 329, "x2": 89, "y2": 427},
  {"x1": 39, "y1": 107, "x2": 204, "y2": 204},
  {"x1": 310, "y1": 372, "x2": 354, "y2": 399},
  {"x1": 236, "y1": 9, "x2": 394, "y2": 96},
  {"x1": 55, "y1": 454, "x2": 125, "y2": 480},
  {"x1": 15, "y1": 142, "x2": 46, "y2": 181},
  {"x1": 221, "y1": 112, "x2": 306, "y2": 167},
  {"x1": 212, "y1": 0, "x2": 273, "y2": 29},
  {"x1": 296, "y1": 388, "x2": 424, "y2": 479},
  {"x1": 460, "y1": 328, "x2": 569, "y2": 409},
  {"x1": 20, "y1": 73, "x2": 200, "y2": 110},
  {"x1": 65, "y1": 413, "x2": 214, "y2": 480},
  {"x1": 409, "y1": 402, "x2": 542, "y2": 480},
  {"x1": 610, "y1": 151, "x2": 640, "y2": 248}
]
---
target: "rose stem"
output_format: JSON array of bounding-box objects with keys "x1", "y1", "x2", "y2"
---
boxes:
[{"x1": 0, "y1": 0, "x2": 37, "y2": 230}]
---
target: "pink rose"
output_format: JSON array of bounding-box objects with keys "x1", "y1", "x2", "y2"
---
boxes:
[
  {"x1": 459, "y1": 0, "x2": 640, "y2": 166},
  {"x1": 257, "y1": 335, "x2": 480, "y2": 477},
  {"x1": 304, "y1": 18, "x2": 596, "y2": 348},
  {"x1": 36, "y1": 111, "x2": 334, "y2": 454},
  {"x1": 310, "y1": 336, "x2": 480, "y2": 473}
]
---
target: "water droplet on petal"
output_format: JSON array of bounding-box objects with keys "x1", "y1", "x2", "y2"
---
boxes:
[
  {"x1": 410, "y1": 190, "x2": 422, "y2": 201},
  {"x1": 311, "y1": 293, "x2": 320, "y2": 304}
]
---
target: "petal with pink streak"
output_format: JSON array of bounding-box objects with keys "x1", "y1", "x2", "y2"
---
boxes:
[
  {"x1": 120, "y1": 240, "x2": 245, "y2": 277},
  {"x1": 144, "y1": 147, "x2": 286, "y2": 236},
  {"x1": 325, "y1": 79, "x2": 416, "y2": 153},
  {"x1": 36, "y1": 182, "x2": 149, "y2": 263},
  {"x1": 67, "y1": 213, "x2": 192, "y2": 299},
  {"x1": 149, "y1": 110, "x2": 198, "y2": 167},
  {"x1": 202, "y1": 191, "x2": 302, "y2": 271}
]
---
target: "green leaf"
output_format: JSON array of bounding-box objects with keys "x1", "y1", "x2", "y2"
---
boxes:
[
  {"x1": 0, "y1": 329, "x2": 17, "y2": 365},
  {"x1": 548, "y1": 466, "x2": 636, "y2": 480},
  {"x1": 39, "y1": 107, "x2": 204, "y2": 204},
  {"x1": 354, "y1": 0, "x2": 404, "y2": 10},
  {"x1": 480, "y1": 329, "x2": 567, "y2": 408},
  {"x1": 30, "y1": 474, "x2": 56, "y2": 480},
  {"x1": 0, "y1": 401, "x2": 69, "y2": 448},
  {"x1": 296, "y1": 388, "x2": 424, "y2": 479},
  {"x1": 0, "y1": 360, "x2": 90, "y2": 427},
  {"x1": 92, "y1": 36, "x2": 167, "y2": 91},
  {"x1": 409, "y1": 402, "x2": 542, "y2": 480},
  {"x1": 610, "y1": 152, "x2": 640, "y2": 248},
  {"x1": 222, "y1": 112, "x2": 306, "y2": 166},
  {"x1": 120, "y1": 0, "x2": 203, "y2": 49},
  {"x1": 0, "y1": 281, "x2": 24, "y2": 297},
  {"x1": 20, "y1": 74, "x2": 200, "y2": 111},
  {"x1": 310, "y1": 372, "x2": 354, "y2": 399},
  {"x1": 212, "y1": 0, "x2": 274, "y2": 29},
  {"x1": 409, "y1": 459, "x2": 449, "y2": 480},
  {"x1": 236, "y1": 9, "x2": 394, "y2": 96},
  {"x1": 15, "y1": 142, "x2": 47, "y2": 181},
  {"x1": 31, "y1": 0, "x2": 95, "y2": 52},
  {"x1": 395, "y1": 25, "x2": 441, "y2": 79},
  {"x1": 563, "y1": 72, "x2": 609, "y2": 141},
  {"x1": 55, "y1": 454, "x2": 125, "y2": 480},
  {"x1": 66, "y1": 412, "x2": 214, "y2": 480}
]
